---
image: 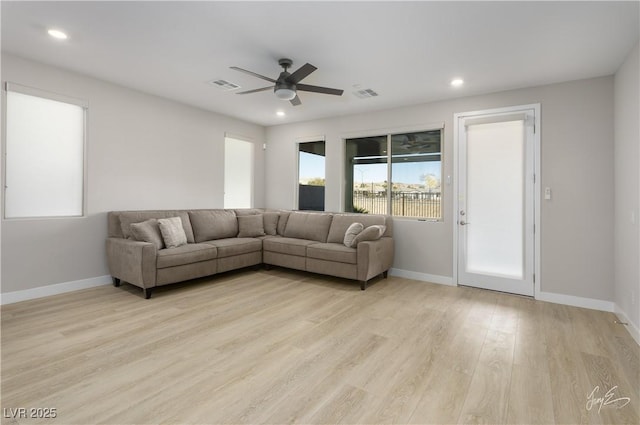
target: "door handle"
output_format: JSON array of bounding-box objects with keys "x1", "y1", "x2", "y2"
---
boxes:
[{"x1": 460, "y1": 220, "x2": 469, "y2": 226}]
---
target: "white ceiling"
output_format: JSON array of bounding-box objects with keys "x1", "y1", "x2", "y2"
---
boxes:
[{"x1": 2, "y1": 1, "x2": 638, "y2": 126}]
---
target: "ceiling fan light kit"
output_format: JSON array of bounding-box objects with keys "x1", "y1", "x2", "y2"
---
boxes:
[
  {"x1": 274, "y1": 81, "x2": 297, "y2": 100},
  {"x1": 231, "y1": 58, "x2": 343, "y2": 106},
  {"x1": 275, "y1": 88, "x2": 296, "y2": 100}
]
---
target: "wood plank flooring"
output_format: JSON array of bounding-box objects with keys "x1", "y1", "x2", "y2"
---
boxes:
[{"x1": 1, "y1": 269, "x2": 638, "y2": 424}]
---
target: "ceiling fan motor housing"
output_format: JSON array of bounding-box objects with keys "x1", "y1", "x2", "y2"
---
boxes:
[{"x1": 274, "y1": 79, "x2": 296, "y2": 100}]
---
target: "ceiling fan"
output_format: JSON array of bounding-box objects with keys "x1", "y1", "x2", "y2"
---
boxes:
[
  {"x1": 396, "y1": 133, "x2": 439, "y2": 152},
  {"x1": 230, "y1": 58, "x2": 344, "y2": 106}
]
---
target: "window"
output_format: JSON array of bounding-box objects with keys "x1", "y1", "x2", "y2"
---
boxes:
[
  {"x1": 345, "y1": 129, "x2": 442, "y2": 219},
  {"x1": 224, "y1": 136, "x2": 254, "y2": 208},
  {"x1": 4, "y1": 84, "x2": 86, "y2": 218},
  {"x1": 298, "y1": 141, "x2": 325, "y2": 211}
]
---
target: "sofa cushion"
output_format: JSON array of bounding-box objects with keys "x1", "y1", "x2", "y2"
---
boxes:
[
  {"x1": 119, "y1": 211, "x2": 195, "y2": 243},
  {"x1": 157, "y1": 243, "x2": 218, "y2": 269},
  {"x1": 283, "y1": 212, "x2": 333, "y2": 243},
  {"x1": 237, "y1": 214, "x2": 266, "y2": 237},
  {"x1": 158, "y1": 217, "x2": 188, "y2": 248},
  {"x1": 326, "y1": 214, "x2": 388, "y2": 243},
  {"x1": 263, "y1": 237, "x2": 317, "y2": 256},
  {"x1": 189, "y1": 210, "x2": 238, "y2": 242},
  {"x1": 276, "y1": 211, "x2": 291, "y2": 236},
  {"x1": 352, "y1": 225, "x2": 386, "y2": 246},
  {"x1": 204, "y1": 238, "x2": 262, "y2": 258},
  {"x1": 263, "y1": 212, "x2": 279, "y2": 236},
  {"x1": 307, "y1": 243, "x2": 357, "y2": 264},
  {"x1": 130, "y1": 219, "x2": 165, "y2": 250},
  {"x1": 234, "y1": 208, "x2": 264, "y2": 216},
  {"x1": 343, "y1": 222, "x2": 364, "y2": 248}
]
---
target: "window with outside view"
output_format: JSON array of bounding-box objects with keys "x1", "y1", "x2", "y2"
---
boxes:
[
  {"x1": 344, "y1": 129, "x2": 442, "y2": 219},
  {"x1": 298, "y1": 141, "x2": 325, "y2": 211}
]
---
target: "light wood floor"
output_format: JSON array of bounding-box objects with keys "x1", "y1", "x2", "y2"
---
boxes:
[{"x1": 1, "y1": 269, "x2": 638, "y2": 425}]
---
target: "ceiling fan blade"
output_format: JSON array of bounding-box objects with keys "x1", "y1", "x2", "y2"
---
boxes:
[
  {"x1": 230, "y1": 66, "x2": 276, "y2": 83},
  {"x1": 290, "y1": 95, "x2": 302, "y2": 106},
  {"x1": 297, "y1": 83, "x2": 344, "y2": 96},
  {"x1": 236, "y1": 86, "x2": 274, "y2": 95},
  {"x1": 286, "y1": 63, "x2": 317, "y2": 84}
]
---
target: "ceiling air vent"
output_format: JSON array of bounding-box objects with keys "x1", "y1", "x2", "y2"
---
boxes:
[
  {"x1": 208, "y1": 79, "x2": 241, "y2": 91},
  {"x1": 353, "y1": 88, "x2": 379, "y2": 99}
]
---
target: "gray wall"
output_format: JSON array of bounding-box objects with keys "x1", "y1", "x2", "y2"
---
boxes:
[
  {"x1": 1, "y1": 54, "x2": 265, "y2": 293},
  {"x1": 614, "y1": 42, "x2": 640, "y2": 329},
  {"x1": 265, "y1": 76, "x2": 615, "y2": 301}
]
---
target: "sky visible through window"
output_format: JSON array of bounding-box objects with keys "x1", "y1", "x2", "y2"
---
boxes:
[
  {"x1": 299, "y1": 152, "x2": 325, "y2": 181},
  {"x1": 300, "y1": 153, "x2": 441, "y2": 185}
]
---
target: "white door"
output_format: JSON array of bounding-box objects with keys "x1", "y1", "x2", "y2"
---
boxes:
[{"x1": 455, "y1": 106, "x2": 537, "y2": 296}]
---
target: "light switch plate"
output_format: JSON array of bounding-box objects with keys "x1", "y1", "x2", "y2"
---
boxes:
[{"x1": 544, "y1": 187, "x2": 552, "y2": 200}]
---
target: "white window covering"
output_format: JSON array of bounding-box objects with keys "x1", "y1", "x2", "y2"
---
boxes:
[
  {"x1": 224, "y1": 137, "x2": 254, "y2": 208},
  {"x1": 5, "y1": 86, "x2": 86, "y2": 218}
]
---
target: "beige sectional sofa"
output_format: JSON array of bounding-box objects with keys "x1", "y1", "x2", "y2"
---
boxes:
[{"x1": 107, "y1": 209, "x2": 394, "y2": 298}]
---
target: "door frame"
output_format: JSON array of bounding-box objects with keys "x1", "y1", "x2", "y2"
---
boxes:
[{"x1": 452, "y1": 104, "x2": 541, "y2": 297}]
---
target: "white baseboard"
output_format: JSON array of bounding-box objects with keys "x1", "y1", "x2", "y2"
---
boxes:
[
  {"x1": 535, "y1": 290, "x2": 615, "y2": 312},
  {"x1": 1, "y1": 275, "x2": 112, "y2": 305},
  {"x1": 614, "y1": 304, "x2": 640, "y2": 346},
  {"x1": 389, "y1": 268, "x2": 454, "y2": 286}
]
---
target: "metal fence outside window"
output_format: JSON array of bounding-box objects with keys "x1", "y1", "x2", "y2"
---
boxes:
[{"x1": 353, "y1": 191, "x2": 441, "y2": 219}]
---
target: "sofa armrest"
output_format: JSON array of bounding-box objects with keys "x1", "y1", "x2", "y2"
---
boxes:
[
  {"x1": 356, "y1": 237, "x2": 394, "y2": 282},
  {"x1": 106, "y1": 238, "x2": 157, "y2": 288}
]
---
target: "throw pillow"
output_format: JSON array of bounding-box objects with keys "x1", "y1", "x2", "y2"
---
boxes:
[
  {"x1": 343, "y1": 222, "x2": 364, "y2": 248},
  {"x1": 157, "y1": 217, "x2": 188, "y2": 248},
  {"x1": 130, "y1": 219, "x2": 165, "y2": 250},
  {"x1": 351, "y1": 224, "x2": 386, "y2": 247},
  {"x1": 263, "y1": 212, "x2": 280, "y2": 236},
  {"x1": 237, "y1": 214, "x2": 266, "y2": 238}
]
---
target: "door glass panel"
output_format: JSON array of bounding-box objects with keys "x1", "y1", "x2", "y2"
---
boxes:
[{"x1": 465, "y1": 120, "x2": 524, "y2": 279}]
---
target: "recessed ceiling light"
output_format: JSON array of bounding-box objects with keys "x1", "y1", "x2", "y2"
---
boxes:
[
  {"x1": 450, "y1": 78, "x2": 464, "y2": 87},
  {"x1": 276, "y1": 111, "x2": 285, "y2": 117},
  {"x1": 47, "y1": 29, "x2": 68, "y2": 40}
]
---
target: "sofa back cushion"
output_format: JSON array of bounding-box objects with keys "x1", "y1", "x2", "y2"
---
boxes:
[
  {"x1": 263, "y1": 212, "x2": 280, "y2": 236},
  {"x1": 117, "y1": 211, "x2": 195, "y2": 243},
  {"x1": 284, "y1": 212, "x2": 333, "y2": 243},
  {"x1": 326, "y1": 214, "x2": 392, "y2": 243},
  {"x1": 234, "y1": 208, "x2": 264, "y2": 216},
  {"x1": 189, "y1": 210, "x2": 238, "y2": 242},
  {"x1": 276, "y1": 211, "x2": 291, "y2": 236}
]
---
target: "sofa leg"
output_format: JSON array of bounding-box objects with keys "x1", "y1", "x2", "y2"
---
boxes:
[
  {"x1": 360, "y1": 280, "x2": 367, "y2": 291},
  {"x1": 112, "y1": 277, "x2": 121, "y2": 287},
  {"x1": 143, "y1": 288, "x2": 153, "y2": 299},
  {"x1": 383, "y1": 270, "x2": 388, "y2": 279}
]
